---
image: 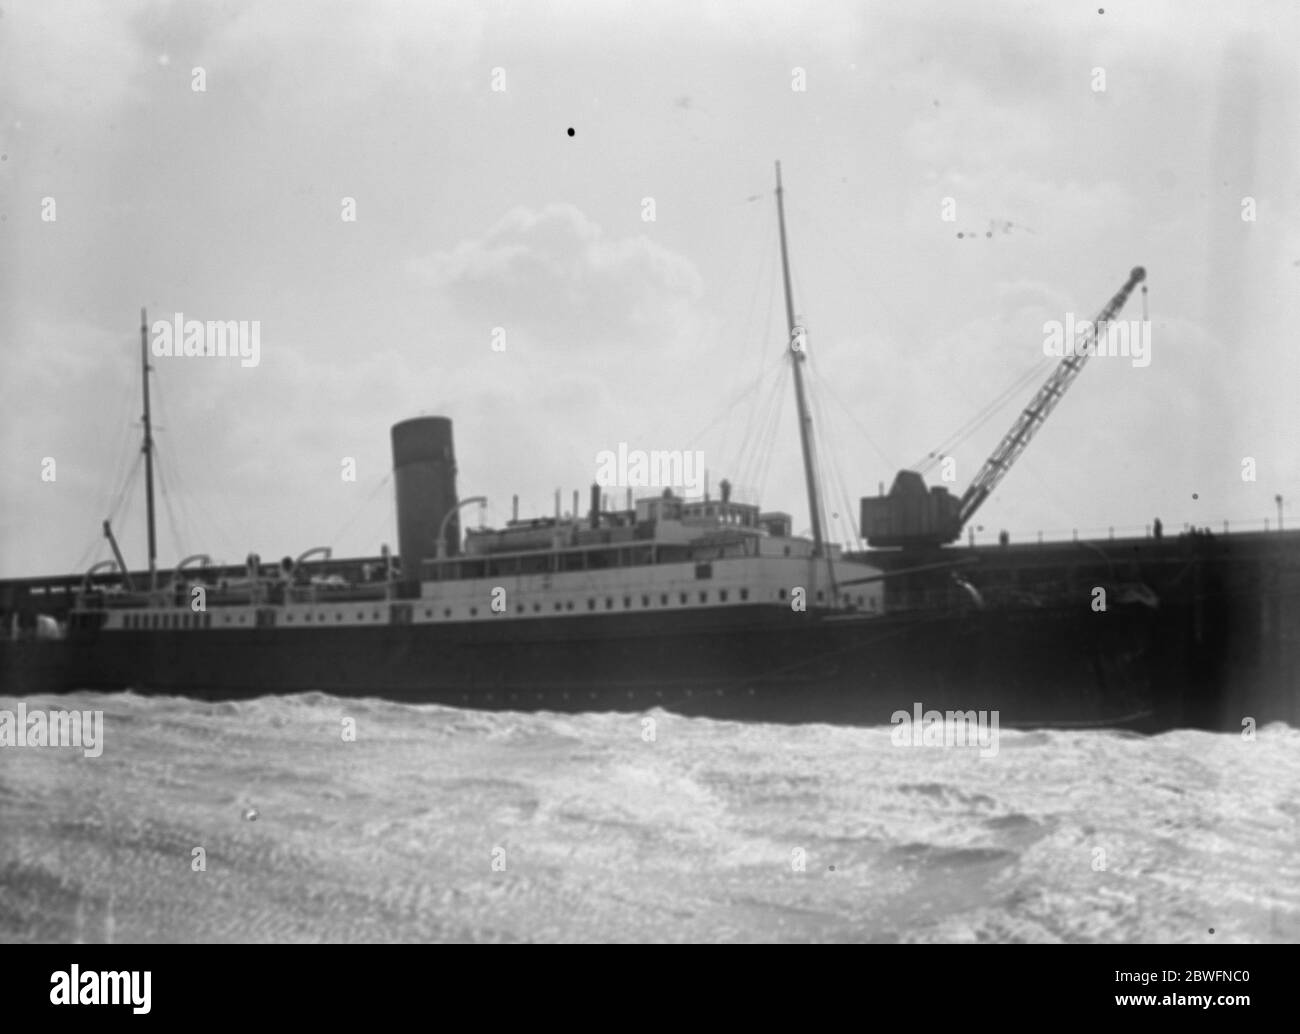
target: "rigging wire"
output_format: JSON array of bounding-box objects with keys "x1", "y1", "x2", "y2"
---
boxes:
[
  {"x1": 730, "y1": 356, "x2": 784, "y2": 489},
  {"x1": 149, "y1": 367, "x2": 242, "y2": 558},
  {"x1": 806, "y1": 360, "x2": 863, "y2": 549},
  {"x1": 734, "y1": 359, "x2": 787, "y2": 500},
  {"x1": 808, "y1": 361, "x2": 898, "y2": 473},
  {"x1": 153, "y1": 450, "x2": 187, "y2": 566},
  {"x1": 358, "y1": 493, "x2": 400, "y2": 557},
  {"x1": 909, "y1": 355, "x2": 1056, "y2": 473},
  {"x1": 715, "y1": 215, "x2": 776, "y2": 464},
  {"x1": 749, "y1": 362, "x2": 789, "y2": 505},
  {"x1": 750, "y1": 216, "x2": 777, "y2": 373},
  {"x1": 327, "y1": 472, "x2": 395, "y2": 550},
  {"x1": 789, "y1": 198, "x2": 931, "y2": 359},
  {"x1": 681, "y1": 350, "x2": 785, "y2": 455},
  {"x1": 106, "y1": 452, "x2": 143, "y2": 527},
  {"x1": 94, "y1": 358, "x2": 140, "y2": 528}
]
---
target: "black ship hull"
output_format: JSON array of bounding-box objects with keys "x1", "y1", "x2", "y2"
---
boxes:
[{"x1": 2, "y1": 602, "x2": 1158, "y2": 729}]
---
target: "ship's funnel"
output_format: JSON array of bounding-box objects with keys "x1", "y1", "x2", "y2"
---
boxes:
[{"x1": 392, "y1": 417, "x2": 459, "y2": 578}]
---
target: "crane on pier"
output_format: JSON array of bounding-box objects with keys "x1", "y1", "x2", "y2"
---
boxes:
[{"x1": 860, "y1": 266, "x2": 1147, "y2": 548}]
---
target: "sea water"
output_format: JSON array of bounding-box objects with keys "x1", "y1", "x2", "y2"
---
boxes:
[{"x1": 1, "y1": 691, "x2": 1296, "y2": 943}]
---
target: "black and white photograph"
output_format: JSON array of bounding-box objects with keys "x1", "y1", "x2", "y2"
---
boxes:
[{"x1": 0, "y1": 0, "x2": 1296, "y2": 988}]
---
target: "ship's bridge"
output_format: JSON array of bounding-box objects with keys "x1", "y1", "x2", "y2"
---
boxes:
[{"x1": 637, "y1": 491, "x2": 759, "y2": 528}]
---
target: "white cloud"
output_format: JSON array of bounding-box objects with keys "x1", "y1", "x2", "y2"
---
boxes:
[{"x1": 410, "y1": 203, "x2": 704, "y2": 356}]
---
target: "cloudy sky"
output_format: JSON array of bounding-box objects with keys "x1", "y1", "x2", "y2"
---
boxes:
[{"x1": 2, "y1": 0, "x2": 1297, "y2": 577}]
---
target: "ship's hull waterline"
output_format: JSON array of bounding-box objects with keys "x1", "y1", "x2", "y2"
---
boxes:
[{"x1": 2, "y1": 603, "x2": 1157, "y2": 729}]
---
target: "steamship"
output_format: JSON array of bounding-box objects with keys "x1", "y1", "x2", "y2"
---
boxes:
[{"x1": 0, "y1": 166, "x2": 1160, "y2": 727}]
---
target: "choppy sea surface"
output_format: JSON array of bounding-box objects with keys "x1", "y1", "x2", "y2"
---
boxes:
[{"x1": 1, "y1": 691, "x2": 1297, "y2": 943}]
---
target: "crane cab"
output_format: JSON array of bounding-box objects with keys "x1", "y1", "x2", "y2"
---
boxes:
[{"x1": 860, "y1": 470, "x2": 963, "y2": 548}]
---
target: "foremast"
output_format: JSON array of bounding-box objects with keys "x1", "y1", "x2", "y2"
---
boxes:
[{"x1": 140, "y1": 308, "x2": 158, "y2": 593}]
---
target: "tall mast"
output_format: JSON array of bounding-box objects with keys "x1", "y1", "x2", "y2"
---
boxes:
[
  {"x1": 140, "y1": 308, "x2": 157, "y2": 592},
  {"x1": 774, "y1": 162, "x2": 825, "y2": 558}
]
